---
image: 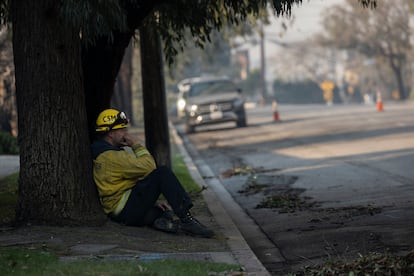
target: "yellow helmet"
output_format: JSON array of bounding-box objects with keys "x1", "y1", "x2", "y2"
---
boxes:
[{"x1": 95, "y1": 109, "x2": 129, "y2": 133}]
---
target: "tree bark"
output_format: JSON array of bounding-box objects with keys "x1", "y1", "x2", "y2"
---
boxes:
[
  {"x1": 112, "y1": 43, "x2": 134, "y2": 125},
  {"x1": 388, "y1": 55, "x2": 407, "y2": 100},
  {"x1": 140, "y1": 22, "x2": 171, "y2": 167},
  {"x1": 12, "y1": 0, "x2": 105, "y2": 225}
]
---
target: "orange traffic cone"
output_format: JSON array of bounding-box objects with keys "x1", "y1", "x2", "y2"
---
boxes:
[
  {"x1": 272, "y1": 99, "x2": 280, "y2": 121},
  {"x1": 376, "y1": 92, "x2": 384, "y2": 112}
]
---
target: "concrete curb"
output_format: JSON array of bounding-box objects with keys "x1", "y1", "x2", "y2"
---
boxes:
[
  {"x1": 0, "y1": 155, "x2": 19, "y2": 178},
  {"x1": 170, "y1": 123, "x2": 270, "y2": 275}
]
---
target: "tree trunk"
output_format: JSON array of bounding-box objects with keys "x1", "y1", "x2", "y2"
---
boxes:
[
  {"x1": 259, "y1": 23, "x2": 267, "y2": 104},
  {"x1": 112, "y1": 43, "x2": 134, "y2": 125},
  {"x1": 140, "y1": 22, "x2": 171, "y2": 167},
  {"x1": 389, "y1": 57, "x2": 407, "y2": 100},
  {"x1": 12, "y1": 0, "x2": 105, "y2": 225}
]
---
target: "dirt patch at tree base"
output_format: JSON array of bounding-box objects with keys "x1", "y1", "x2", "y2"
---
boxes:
[{"x1": 0, "y1": 196, "x2": 230, "y2": 259}]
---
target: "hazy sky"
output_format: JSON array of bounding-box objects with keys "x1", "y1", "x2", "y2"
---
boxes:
[
  {"x1": 265, "y1": 0, "x2": 345, "y2": 42},
  {"x1": 247, "y1": 0, "x2": 345, "y2": 71}
]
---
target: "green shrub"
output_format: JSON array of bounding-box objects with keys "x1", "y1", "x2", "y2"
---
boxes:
[{"x1": 0, "y1": 131, "x2": 19, "y2": 154}]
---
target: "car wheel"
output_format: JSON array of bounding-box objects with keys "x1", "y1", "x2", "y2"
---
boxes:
[
  {"x1": 185, "y1": 121, "x2": 195, "y2": 134},
  {"x1": 236, "y1": 108, "x2": 247, "y2": 127},
  {"x1": 236, "y1": 117, "x2": 247, "y2": 127}
]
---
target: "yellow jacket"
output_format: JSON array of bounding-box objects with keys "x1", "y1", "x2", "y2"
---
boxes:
[{"x1": 91, "y1": 139, "x2": 156, "y2": 215}]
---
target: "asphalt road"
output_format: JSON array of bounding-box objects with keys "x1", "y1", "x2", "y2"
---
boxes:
[{"x1": 177, "y1": 101, "x2": 414, "y2": 274}]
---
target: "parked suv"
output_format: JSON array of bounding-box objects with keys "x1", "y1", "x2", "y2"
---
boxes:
[{"x1": 176, "y1": 76, "x2": 247, "y2": 133}]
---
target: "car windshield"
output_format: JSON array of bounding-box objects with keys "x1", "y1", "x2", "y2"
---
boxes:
[{"x1": 189, "y1": 80, "x2": 237, "y2": 97}]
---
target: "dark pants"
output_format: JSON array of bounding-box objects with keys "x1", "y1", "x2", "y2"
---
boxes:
[{"x1": 112, "y1": 166, "x2": 193, "y2": 226}]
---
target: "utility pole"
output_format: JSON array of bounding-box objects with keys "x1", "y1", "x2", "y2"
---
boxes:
[{"x1": 259, "y1": 22, "x2": 267, "y2": 105}]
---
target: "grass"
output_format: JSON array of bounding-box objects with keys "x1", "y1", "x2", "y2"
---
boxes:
[
  {"x1": 0, "y1": 247, "x2": 241, "y2": 275},
  {"x1": 171, "y1": 143, "x2": 200, "y2": 193},
  {"x1": 0, "y1": 172, "x2": 18, "y2": 225}
]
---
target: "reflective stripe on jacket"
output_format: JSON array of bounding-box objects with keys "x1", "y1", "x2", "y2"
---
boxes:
[{"x1": 91, "y1": 139, "x2": 156, "y2": 214}]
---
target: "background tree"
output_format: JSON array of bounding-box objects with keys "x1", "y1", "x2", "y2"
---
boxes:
[
  {"x1": 140, "y1": 15, "x2": 171, "y2": 167},
  {"x1": 0, "y1": 27, "x2": 16, "y2": 136},
  {"x1": 112, "y1": 43, "x2": 134, "y2": 126},
  {"x1": 318, "y1": 0, "x2": 412, "y2": 100}
]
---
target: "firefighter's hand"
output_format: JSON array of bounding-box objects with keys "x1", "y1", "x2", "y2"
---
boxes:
[
  {"x1": 121, "y1": 133, "x2": 139, "y2": 147},
  {"x1": 156, "y1": 200, "x2": 171, "y2": 211}
]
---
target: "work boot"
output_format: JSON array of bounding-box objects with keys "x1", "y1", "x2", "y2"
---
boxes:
[
  {"x1": 160, "y1": 209, "x2": 175, "y2": 221},
  {"x1": 179, "y1": 213, "x2": 214, "y2": 238},
  {"x1": 152, "y1": 211, "x2": 179, "y2": 233}
]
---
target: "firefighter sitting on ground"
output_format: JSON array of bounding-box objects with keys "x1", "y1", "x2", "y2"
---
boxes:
[{"x1": 91, "y1": 108, "x2": 214, "y2": 238}]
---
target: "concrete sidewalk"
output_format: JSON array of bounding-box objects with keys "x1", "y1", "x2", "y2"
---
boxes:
[{"x1": 0, "y1": 154, "x2": 19, "y2": 178}]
